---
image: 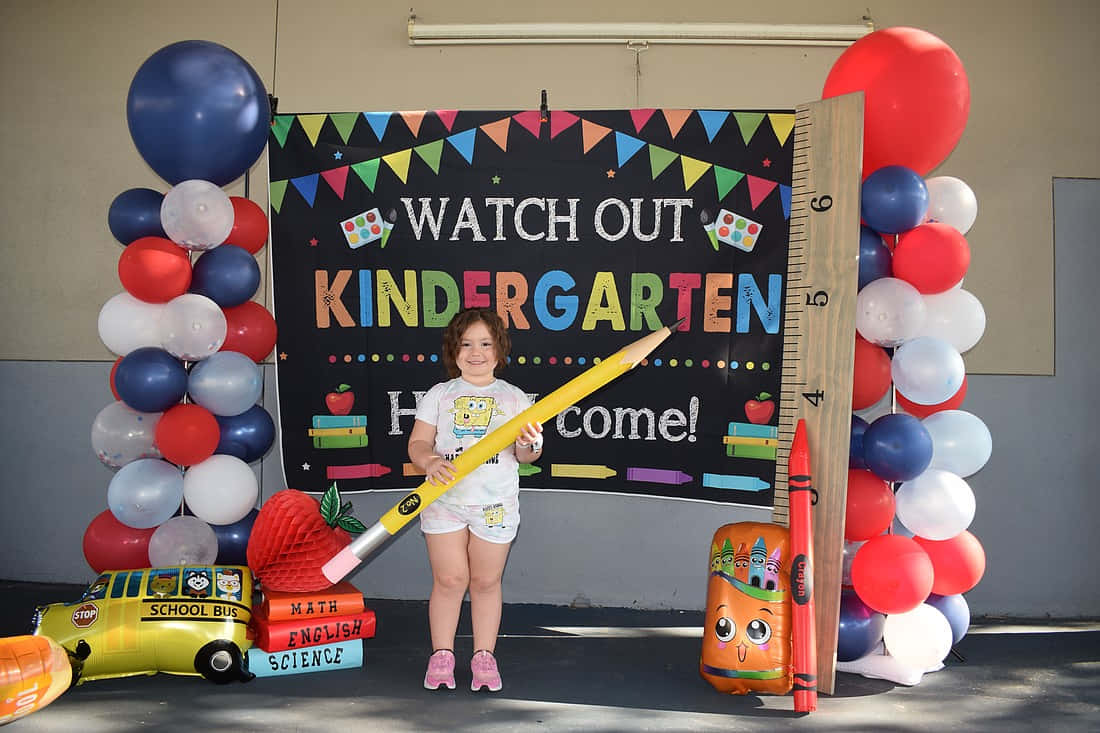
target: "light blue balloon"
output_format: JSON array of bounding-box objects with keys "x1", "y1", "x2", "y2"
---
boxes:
[
  {"x1": 107, "y1": 458, "x2": 184, "y2": 529},
  {"x1": 923, "y1": 410, "x2": 992, "y2": 478},
  {"x1": 188, "y1": 351, "x2": 263, "y2": 416},
  {"x1": 891, "y1": 336, "x2": 965, "y2": 405}
]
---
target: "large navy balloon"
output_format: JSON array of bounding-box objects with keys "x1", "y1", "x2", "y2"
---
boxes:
[
  {"x1": 861, "y1": 165, "x2": 929, "y2": 235},
  {"x1": 863, "y1": 413, "x2": 933, "y2": 482},
  {"x1": 215, "y1": 404, "x2": 275, "y2": 463},
  {"x1": 114, "y1": 347, "x2": 188, "y2": 413},
  {"x1": 127, "y1": 41, "x2": 269, "y2": 186},
  {"x1": 190, "y1": 244, "x2": 261, "y2": 308},
  {"x1": 858, "y1": 226, "x2": 892, "y2": 291},
  {"x1": 108, "y1": 188, "x2": 167, "y2": 245}
]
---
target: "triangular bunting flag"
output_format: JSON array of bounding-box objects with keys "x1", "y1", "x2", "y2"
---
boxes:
[
  {"x1": 436, "y1": 109, "x2": 459, "y2": 132},
  {"x1": 414, "y1": 140, "x2": 444, "y2": 174},
  {"x1": 733, "y1": 112, "x2": 765, "y2": 146},
  {"x1": 400, "y1": 110, "x2": 426, "y2": 137},
  {"x1": 290, "y1": 174, "x2": 319, "y2": 207},
  {"x1": 680, "y1": 156, "x2": 711, "y2": 191},
  {"x1": 746, "y1": 175, "x2": 779, "y2": 210},
  {"x1": 512, "y1": 110, "x2": 542, "y2": 138},
  {"x1": 329, "y1": 113, "x2": 359, "y2": 144},
  {"x1": 769, "y1": 113, "x2": 796, "y2": 147},
  {"x1": 779, "y1": 184, "x2": 792, "y2": 219},
  {"x1": 648, "y1": 145, "x2": 679, "y2": 180},
  {"x1": 480, "y1": 118, "x2": 511, "y2": 151},
  {"x1": 662, "y1": 109, "x2": 692, "y2": 138},
  {"x1": 271, "y1": 115, "x2": 294, "y2": 147},
  {"x1": 269, "y1": 180, "x2": 288, "y2": 213},
  {"x1": 630, "y1": 108, "x2": 656, "y2": 133},
  {"x1": 698, "y1": 111, "x2": 730, "y2": 142},
  {"x1": 550, "y1": 110, "x2": 580, "y2": 139},
  {"x1": 351, "y1": 159, "x2": 380, "y2": 192},
  {"x1": 363, "y1": 111, "x2": 391, "y2": 142},
  {"x1": 382, "y1": 149, "x2": 413, "y2": 184},
  {"x1": 714, "y1": 166, "x2": 746, "y2": 201},
  {"x1": 321, "y1": 166, "x2": 350, "y2": 200},
  {"x1": 297, "y1": 114, "x2": 327, "y2": 147},
  {"x1": 614, "y1": 132, "x2": 646, "y2": 168},
  {"x1": 581, "y1": 120, "x2": 612, "y2": 153},
  {"x1": 446, "y1": 129, "x2": 477, "y2": 164}
]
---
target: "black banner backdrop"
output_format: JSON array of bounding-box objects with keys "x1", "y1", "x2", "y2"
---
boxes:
[{"x1": 268, "y1": 108, "x2": 794, "y2": 507}]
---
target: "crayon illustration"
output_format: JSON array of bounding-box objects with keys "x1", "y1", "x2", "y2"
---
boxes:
[
  {"x1": 720, "y1": 539, "x2": 735, "y2": 576},
  {"x1": 749, "y1": 537, "x2": 768, "y2": 587},
  {"x1": 764, "y1": 547, "x2": 782, "y2": 591},
  {"x1": 733, "y1": 542, "x2": 750, "y2": 582}
]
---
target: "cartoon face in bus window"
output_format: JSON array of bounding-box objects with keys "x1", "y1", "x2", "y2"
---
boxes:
[
  {"x1": 215, "y1": 568, "x2": 243, "y2": 601},
  {"x1": 148, "y1": 570, "x2": 180, "y2": 598},
  {"x1": 183, "y1": 569, "x2": 212, "y2": 598},
  {"x1": 83, "y1": 575, "x2": 110, "y2": 601}
]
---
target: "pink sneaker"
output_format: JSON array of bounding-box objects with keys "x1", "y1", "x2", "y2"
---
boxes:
[
  {"x1": 423, "y1": 649, "x2": 456, "y2": 690},
  {"x1": 470, "y1": 649, "x2": 502, "y2": 692}
]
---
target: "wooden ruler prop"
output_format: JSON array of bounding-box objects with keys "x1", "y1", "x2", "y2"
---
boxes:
[{"x1": 771, "y1": 93, "x2": 863, "y2": 696}]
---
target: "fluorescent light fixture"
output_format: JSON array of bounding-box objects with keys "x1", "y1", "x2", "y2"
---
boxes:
[{"x1": 408, "y1": 18, "x2": 874, "y2": 47}]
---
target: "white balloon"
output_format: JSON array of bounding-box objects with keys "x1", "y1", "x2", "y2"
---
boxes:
[
  {"x1": 855, "y1": 277, "x2": 927, "y2": 347},
  {"x1": 919, "y1": 289, "x2": 986, "y2": 353},
  {"x1": 883, "y1": 604, "x2": 954, "y2": 669},
  {"x1": 160, "y1": 293, "x2": 227, "y2": 361},
  {"x1": 184, "y1": 455, "x2": 258, "y2": 525},
  {"x1": 923, "y1": 176, "x2": 978, "y2": 235},
  {"x1": 161, "y1": 179, "x2": 234, "y2": 251},
  {"x1": 892, "y1": 337, "x2": 965, "y2": 405},
  {"x1": 98, "y1": 292, "x2": 165, "y2": 356},
  {"x1": 923, "y1": 410, "x2": 993, "y2": 477},
  {"x1": 896, "y1": 468, "x2": 975, "y2": 540},
  {"x1": 91, "y1": 401, "x2": 162, "y2": 468},
  {"x1": 148, "y1": 515, "x2": 218, "y2": 567}
]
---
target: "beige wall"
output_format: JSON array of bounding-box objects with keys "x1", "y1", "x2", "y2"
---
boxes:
[{"x1": 3, "y1": 0, "x2": 1097, "y2": 374}]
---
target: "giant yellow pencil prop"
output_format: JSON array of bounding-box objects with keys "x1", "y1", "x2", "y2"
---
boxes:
[{"x1": 322, "y1": 318, "x2": 683, "y2": 583}]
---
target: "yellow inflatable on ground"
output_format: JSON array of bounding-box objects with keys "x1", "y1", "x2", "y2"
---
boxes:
[
  {"x1": 32, "y1": 565, "x2": 255, "y2": 684},
  {"x1": 1, "y1": 635, "x2": 73, "y2": 724}
]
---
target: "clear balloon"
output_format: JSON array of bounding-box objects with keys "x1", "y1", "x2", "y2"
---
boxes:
[
  {"x1": 97, "y1": 292, "x2": 165, "y2": 356},
  {"x1": 183, "y1": 454, "x2": 258, "y2": 525},
  {"x1": 883, "y1": 603, "x2": 954, "y2": 669},
  {"x1": 896, "y1": 468, "x2": 976, "y2": 541},
  {"x1": 855, "y1": 277, "x2": 927, "y2": 347},
  {"x1": 923, "y1": 410, "x2": 992, "y2": 477},
  {"x1": 107, "y1": 458, "x2": 184, "y2": 529},
  {"x1": 160, "y1": 179, "x2": 234, "y2": 251},
  {"x1": 891, "y1": 336, "x2": 966, "y2": 405},
  {"x1": 188, "y1": 351, "x2": 263, "y2": 416},
  {"x1": 148, "y1": 515, "x2": 219, "y2": 567},
  {"x1": 918, "y1": 288, "x2": 986, "y2": 353},
  {"x1": 159, "y1": 293, "x2": 227, "y2": 361},
  {"x1": 924, "y1": 176, "x2": 978, "y2": 235},
  {"x1": 91, "y1": 401, "x2": 162, "y2": 468}
]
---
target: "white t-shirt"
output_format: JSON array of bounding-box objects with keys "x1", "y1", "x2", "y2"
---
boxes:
[{"x1": 415, "y1": 377, "x2": 533, "y2": 505}]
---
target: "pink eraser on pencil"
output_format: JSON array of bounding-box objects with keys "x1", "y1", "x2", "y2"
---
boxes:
[{"x1": 322, "y1": 546, "x2": 360, "y2": 583}]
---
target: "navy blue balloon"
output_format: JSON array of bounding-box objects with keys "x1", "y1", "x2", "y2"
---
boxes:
[
  {"x1": 863, "y1": 413, "x2": 933, "y2": 482},
  {"x1": 215, "y1": 404, "x2": 275, "y2": 463},
  {"x1": 926, "y1": 593, "x2": 970, "y2": 644},
  {"x1": 108, "y1": 188, "x2": 166, "y2": 245},
  {"x1": 190, "y1": 244, "x2": 261, "y2": 308},
  {"x1": 213, "y1": 508, "x2": 258, "y2": 565},
  {"x1": 850, "y1": 415, "x2": 869, "y2": 469},
  {"x1": 126, "y1": 41, "x2": 269, "y2": 186},
  {"x1": 858, "y1": 226, "x2": 893, "y2": 291},
  {"x1": 837, "y1": 590, "x2": 886, "y2": 662},
  {"x1": 861, "y1": 165, "x2": 929, "y2": 235},
  {"x1": 114, "y1": 347, "x2": 188, "y2": 413}
]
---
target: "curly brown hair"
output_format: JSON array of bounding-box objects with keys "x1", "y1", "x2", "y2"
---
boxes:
[{"x1": 440, "y1": 308, "x2": 511, "y2": 378}]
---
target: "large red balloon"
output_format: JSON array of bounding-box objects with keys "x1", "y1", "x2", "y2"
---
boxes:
[
  {"x1": 845, "y1": 469, "x2": 896, "y2": 541},
  {"x1": 117, "y1": 236, "x2": 192, "y2": 303},
  {"x1": 915, "y1": 531, "x2": 985, "y2": 595},
  {"x1": 225, "y1": 196, "x2": 269, "y2": 254},
  {"x1": 822, "y1": 27, "x2": 970, "y2": 178},
  {"x1": 850, "y1": 534, "x2": 933, "y2": 614},
  {"x1": 892, "y1": 223, "x2": 971, "y2": 294},
  {"x1": 898, "y1": 375, "x2": 967, "y2": 418},
  {"x1": 221, "y1": 301, "x2": 277, "y2": 362},
  {"x1": 155, "y1": 403, "x2": 220, "y2": 466},
  {"x1": 852, "y1": 336, "x2": 892, "y2": 409},
  {"x1": 83, "y1": 509, "x2": 156, "y2": 573}
]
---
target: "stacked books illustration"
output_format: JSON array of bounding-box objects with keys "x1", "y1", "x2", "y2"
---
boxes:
[
  {"x1": 247, "y1": 581, "x2": 376, "y2": 677},
  {"x1": 310, "y1": 414, "x2": 368, "y2": 449},
  {"x1": 725, "y1": 421, "x2": 778, "y2": 461}
]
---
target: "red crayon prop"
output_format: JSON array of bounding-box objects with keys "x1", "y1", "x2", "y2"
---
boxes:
[{"x1": 789, "y1": 419, "x2": 818, "y2": 712}]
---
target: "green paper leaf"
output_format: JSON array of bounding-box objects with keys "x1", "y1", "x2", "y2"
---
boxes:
[
  {"x1": 337, "y1": 384, "x2": 351, "y2": 392},
  {"x1": 320, "y1": 483, "x2": 340, "y2": 526},
  {"x1": 757, "y1": 392, "x2": 772, "y2": 400},
  {"x1": 337, "y1": 516, "x2": 368, "y2": 534}
]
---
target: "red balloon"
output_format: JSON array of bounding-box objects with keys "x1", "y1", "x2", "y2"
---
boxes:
[
  {"x1": 83, "y1": 509, "x2": 156, "y2": 573},
  {"x1": 109, "y1": 356, "x2": 124, "y2": 400},
  {"x1": 225, "y1": 196, "x2": 269, "y2": 254},
  {"x1": 915, "y1": 531, "x2": 985, "y2": 595},
  {"x1": 852, "y1": 336, "x2": 892, "y2": 409},
  {"x1": 845, "y1": 469, "x2": 896, "y2": 541},
  {"x1": 822, "y1": 27, "x2": 970, "y2": 178},
  {"x1": 898, "y1": 375, "x2": 967, "y2": 418},
  {"x1": 221, "y1": 301, "x2": 277, "y2": 362},
  {"x1": 117, "y1": 236, "x2": 192, "y2": 303},
  {"x1": 850, "y1": 534, "x2": 933, "y2": 614},
  {"x1": 155, "y1": 403, "x2": 220, "y2": 466},
  {"x1": 892, "y1": 223, "x2": 971, "y2": 294}
]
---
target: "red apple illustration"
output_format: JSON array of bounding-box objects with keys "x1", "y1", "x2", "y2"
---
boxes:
[
  {"x1": 744, "y1": 392, "x2": 775, "y2": 424},
  {"x1": 325, "y1": 384, "x2": 355, "y2": 415}
]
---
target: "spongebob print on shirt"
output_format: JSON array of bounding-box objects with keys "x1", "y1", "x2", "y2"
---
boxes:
[{"x1": 448, "y1": 396, "x2": 504, "y2": 438}]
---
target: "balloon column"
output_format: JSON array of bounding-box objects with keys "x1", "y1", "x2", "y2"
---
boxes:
[
  {"x1": 91, "y1": 41, "x2": 277, "y2": 573},
  {"x1": 824, "y1": 27, "x2": 988, "y2": 685}
]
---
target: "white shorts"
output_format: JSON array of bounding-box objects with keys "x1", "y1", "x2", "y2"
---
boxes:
[{"x1": 419, "y1": 495, "x2": 520, "y2": 544}]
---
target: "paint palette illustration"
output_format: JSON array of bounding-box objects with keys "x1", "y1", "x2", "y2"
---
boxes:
[
  {"x1": 714, "y1": 209, "x2": 763, "y2": 252},
  {"x1": 341, "y1": 208, "x2": 384, "y2": 249}
]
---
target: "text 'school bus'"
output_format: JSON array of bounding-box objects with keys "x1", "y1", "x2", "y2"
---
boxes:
[{"x1": 32, "y1": 565, "x2": 255, "y2": 684}]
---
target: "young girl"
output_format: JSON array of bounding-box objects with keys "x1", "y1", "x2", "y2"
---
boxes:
[{"x1": 408, "y1": 308, "x2": 543, "y2": 692}]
